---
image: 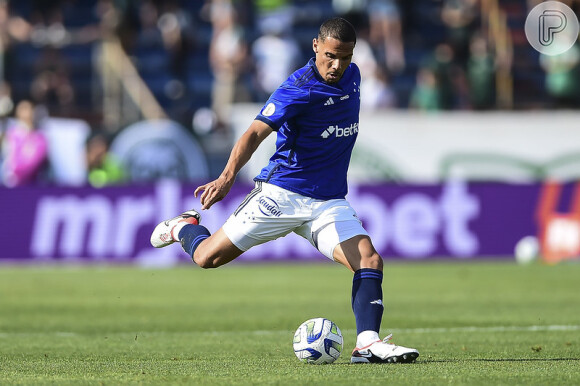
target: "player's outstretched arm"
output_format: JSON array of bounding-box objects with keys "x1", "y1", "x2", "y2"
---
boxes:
[{"x1": 194, "y1": 120, "x2": 273, "y2": 210}]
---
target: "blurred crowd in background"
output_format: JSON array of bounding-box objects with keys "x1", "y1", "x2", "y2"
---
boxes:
[{"x1": 0, "y1": 0, "x2": 579, "y2": 188}]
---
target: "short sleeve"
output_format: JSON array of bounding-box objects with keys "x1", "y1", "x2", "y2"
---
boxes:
[{"x1": 255, "y1": 85, "x2": 310, "y2": 131}]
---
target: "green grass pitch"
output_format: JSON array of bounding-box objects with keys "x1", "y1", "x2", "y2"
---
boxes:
[{"x1": 1, "y1": 260, "x2": 579, "y2": 385}]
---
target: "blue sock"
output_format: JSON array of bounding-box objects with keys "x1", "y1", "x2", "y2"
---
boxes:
[
  {"x1": 351, "y1": 268, "x2": 384, "y2": 335},
  {"x1": 178, "y1": 224, "x2": 211, "y2": 258}
]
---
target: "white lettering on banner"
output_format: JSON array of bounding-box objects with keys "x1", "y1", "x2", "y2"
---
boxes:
[
  {"x1": 114, "y1": 196, "x2": 157, "y2": 256},
  {"x1": 32, "y1": 195, "x2": 112, "y2": 259},
  {"x1": 440, "y1": 181, "x2": 480, "y2": 256},
  {"x1": 31, "y1": 195, "x2": 156, "y2": 259},
  {"x1": 344, "y1": 189, "x2": 390, "y2": 254},
  {"x1": 391, "y1": 194, "x2": 440, "y2": 256},
  {"x1": 29, "y1": 180, "x2": 480, "y2": 263},
  {"x1": 347, "y1": 180, "x2": 480, "y2": 257}
]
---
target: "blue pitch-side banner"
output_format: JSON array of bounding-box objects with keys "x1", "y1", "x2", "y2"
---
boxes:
[{"x1": 0, "y1": 181, "x2": 542, "y2": 265}]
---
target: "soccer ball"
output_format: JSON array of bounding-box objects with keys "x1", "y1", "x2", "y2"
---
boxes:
[
  {"x1": 293, "y1": 317, "x2": 343, "y2": 364},
  {"x1": 514, "y1": 235, "x2": 539, "y2": 265}
]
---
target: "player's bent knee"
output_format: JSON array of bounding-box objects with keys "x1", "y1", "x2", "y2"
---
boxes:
[
  {"x1": 364, "y1": 253, "x2": 383, "y2": 270},
  {"x1": 192, "y1": 242, "x2": 242, "y2": 269},
  {"x1": 192, "y1": 250, "x2": 219, "y2": 269}
]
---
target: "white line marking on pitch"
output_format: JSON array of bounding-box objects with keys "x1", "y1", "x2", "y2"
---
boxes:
[
  {"x1": 1, "y1": 325, "x2": 578, "y2": 338},
  {"x1": 261, "y1": 325, "x2": 580, "y2": 335},
  {"x1": 391, "y1": 325, "x2": 580, "y2": 333}
]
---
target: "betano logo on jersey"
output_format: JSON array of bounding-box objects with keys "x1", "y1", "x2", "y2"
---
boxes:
[{"x1": 320, "y1": 123, "x2": 359, "y2": 139}]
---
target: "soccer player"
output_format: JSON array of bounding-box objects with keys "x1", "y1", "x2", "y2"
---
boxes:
[{"x1": 151, "y1": 17, "x2": 419, "y2": 364}]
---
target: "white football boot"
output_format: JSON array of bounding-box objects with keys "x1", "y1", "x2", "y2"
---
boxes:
[
  {"x1": 351, "y1": 334, "x2": 419, "y2": 364},
  {"x1": 150, "y1": 209, "x2": 202, "y2": 248}
]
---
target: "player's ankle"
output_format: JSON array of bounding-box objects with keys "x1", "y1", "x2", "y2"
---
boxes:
[
  {"x1": 171, "y1": 222, "x2": 189, "y2": 241},
  {"x1": 356, "y1": 330, "x2": 380, "y2": 348}
]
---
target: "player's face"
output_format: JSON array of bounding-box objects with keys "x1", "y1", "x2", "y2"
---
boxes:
[{"x1": 313, "y1": 36, "x2": 355, "y2": 84}]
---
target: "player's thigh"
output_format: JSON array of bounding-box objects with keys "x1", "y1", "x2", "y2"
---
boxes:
[
  {"x1": 333, "y1": 235, "x2": 383, "y2": 272},
  {"x1": 312, "y1": 219, "x2": 369, "y2": 270},
  {"x1": 297, "y1": 199, "x2": 380, "y2": 271},
  {"x1": 302, "y1": 214, "x2": 366, "y2": 257},
  {"x1": 222, "y1": 211, "x2": 296, "y2": 252}
]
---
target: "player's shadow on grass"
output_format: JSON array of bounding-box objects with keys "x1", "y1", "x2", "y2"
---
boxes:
[
  {"x1": 335, "y1": 357, "x2": 580, "y2": 366},
  {"x1": 419, "y1": 358, "x2": 580, "y2": 363}
]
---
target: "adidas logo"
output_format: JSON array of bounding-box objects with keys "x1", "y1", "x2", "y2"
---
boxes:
[{"x1": 324, "y1": 97, "x2": 335, "y2": 106}]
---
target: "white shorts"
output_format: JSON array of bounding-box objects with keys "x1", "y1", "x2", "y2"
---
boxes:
[{"x1": 222, "y1": 182, "x2": 368, "y2": 260}]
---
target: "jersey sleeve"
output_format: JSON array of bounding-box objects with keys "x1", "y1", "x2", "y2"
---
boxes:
[{"x1": 255, "y1": 84, "x2": 310, "y2": 131}]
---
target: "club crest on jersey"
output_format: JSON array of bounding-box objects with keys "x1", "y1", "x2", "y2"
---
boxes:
[
  {"x1": 257, "y1": 196, "x2": 282, "y2": 217},
  {"x1": 320, "y1": 123, "x2": 359, "y2": 139}
]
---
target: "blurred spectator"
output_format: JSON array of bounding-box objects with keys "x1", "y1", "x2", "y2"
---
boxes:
[
  {"x1": 367, "y1": 0, "x2": 405, "y2": 74},
  {"x1": 95, "y1": 0, "x2": 122, "y2": 38},
  {"x1": 0, "y1": 0, "x2": 31, "y2": 44},
  {"x1": 251, "y1": 21, "x2": 300, "y2": 101},
  {"x1": 0, "y1": 80, "x2": 13, "y2": 118},
  {"x1": 254, "y1": 0, "x2": 294, "y2": 36},
  {"x1": 525, "y1": 0, "x2": 577, "y2": 8},
  {"x1": 205, "y1": 0, "x2": 252, "y2": 129},
  {"x1": 26, "y1": 0, "x2": 103, "y2": 47},
  {"x1": 0, "y1": 81, "x2": 12, "y2": 183},
  {"x1": 360, "y1": 65, "x2": 396, "y2": 110},
  {"x1": 539, "y1": 43, "x2": 580, "y2": 109},
  {"x1": 62, "y1": 1, "x2": 106, "y2": 45},
  {"x1": 333, "y1": 0, "x2": 405, "y2": 74},
  {"x1": 1, "y1": 99, "x2": 48, "y2": 186},
  {"x1": 85, "y1": 130, "x2": 125, "y2": 187},
  {"x1": 409, "y1": 67, "x2": 444, "y2": 111},
  {"x1": 107, "y1": 0, "x2": 141, "y2": 50},
  {"x1": 466, "y1": 32, "x2": 495, "y2": 110},
  {"x1": 30, "y1": 47, "x2": 75, "y2": 116},
  {"x1": 135, "y1": 0, "x2": 164, "y2": 49},
  {"x1": 0, "y1": 0, "x2": 576, "y2": 148},
  {"x1": 351, "y1": 13, "x2": 397, "y2": 110},
  {"x1": 28, "y1": 2, "x2": 70, "y2": 48},
  {"x1": 157, "y1": 0, "x2": 197, "y2": 80},
  {"x1": 440, "y1": 0, "x2": 479, "y2": 66},
  {"x1": 0, "y1": 0, "x2": 32, "y2": 79},
  {"x1": 419, "y1": 43, "x2": 462, "y2": 110}
]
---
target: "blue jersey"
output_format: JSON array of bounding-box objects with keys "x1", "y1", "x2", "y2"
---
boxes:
[{"x1": 254, "y1": 58, "x2": 361, "y2": 200}]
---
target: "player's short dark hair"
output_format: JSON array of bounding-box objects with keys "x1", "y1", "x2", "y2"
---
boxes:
[{"x1": 318, "y1": 17, "x2": 356, "y2": 45}]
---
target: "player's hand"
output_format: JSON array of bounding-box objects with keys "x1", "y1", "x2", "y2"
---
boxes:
[{"x1": 194, "y1": 176, "x2": 234, "y2": 210}]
